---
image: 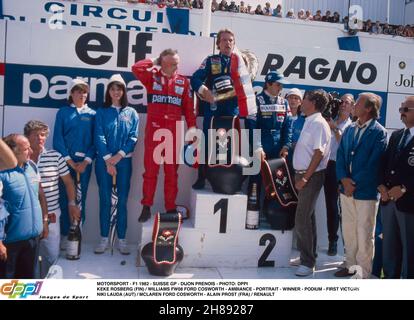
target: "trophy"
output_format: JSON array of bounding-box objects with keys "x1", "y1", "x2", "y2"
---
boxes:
[{"x1": 212, "y1": 75, "x2": 236, "y2": 102}]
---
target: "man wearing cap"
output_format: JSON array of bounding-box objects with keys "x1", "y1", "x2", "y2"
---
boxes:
[
  {"x1": 247, "y1": 71, "x2": 292, "y2": 204},
  {"x1": 132, "y1": 49, "x2": 196, "y2": 222},
  {"x1": 94, "y1": 74, "x2": 139, "y2": 254},
  {"x1": 191, "y1": 28, "x2": 256, "y2": 189},
  {"x1": 378, "y1": 96, "x2": 414, "y2": 278},
  {"x1": 292, "y1": 89, "x2": 331, "y2": 277},
  {"x1": 53, "y1": 79, "x2": 96, "y2": 242}
]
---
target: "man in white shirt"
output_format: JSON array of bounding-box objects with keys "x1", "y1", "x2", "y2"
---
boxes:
[{"x1": 292, "y1": 89, "x2": 331, "y2": 277}]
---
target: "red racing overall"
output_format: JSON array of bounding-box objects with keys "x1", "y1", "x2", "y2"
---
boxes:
[{"x1": 132, "y1": 59, "x2": 196, "y2": 211}]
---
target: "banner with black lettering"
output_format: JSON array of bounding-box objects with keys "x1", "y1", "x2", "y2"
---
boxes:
[{"x1": 4, "y1": 21, "x2": 211, "y2": 111}]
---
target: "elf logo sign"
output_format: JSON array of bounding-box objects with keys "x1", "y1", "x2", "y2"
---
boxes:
[{"x1": 75, "y1": 31, "x2": 153, "y2": 68}]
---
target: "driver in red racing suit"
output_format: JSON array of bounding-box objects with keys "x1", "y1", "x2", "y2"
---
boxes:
[{"x1": 132, "y1": 49, "x2": 196, "y2": 222}]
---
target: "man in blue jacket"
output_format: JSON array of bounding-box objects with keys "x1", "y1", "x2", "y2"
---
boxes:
[
  {"x1": 0, "y1": 134, "x2": 48, "y2": 278},
  {"x1": 247, "y1": 71, "x2": 292, "y2": 206},
  {"x1": 0, "y1": 139, "x2": 17, "y2": 264},
  {"x1": 191, "y1": 29, "x2": 255, "y2": 189},
  {"x1": 335, "y1": 92, "x2": 387, "y2": 278}
]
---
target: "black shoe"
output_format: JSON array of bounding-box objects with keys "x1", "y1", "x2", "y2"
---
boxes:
[
  {"x1": 328, "y1": 241, "x2": 338, "y2": 256},
  {"x1": 192, "y1": 177, "x2": 205, "y2": 190},
  {"x1": 334, "y1": 268, "x2": 355, "y2": 278},
  {"x1": 192, "y1": 165, "x2": 205, "y2": 190},
  {"x1": 138, "y1": 205, "x2": 151, "y2": 223}
]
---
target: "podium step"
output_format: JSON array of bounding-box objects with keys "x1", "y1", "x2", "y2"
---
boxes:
[{"x1": 138, "y1": 219, "x2": 292, "y2": 268}]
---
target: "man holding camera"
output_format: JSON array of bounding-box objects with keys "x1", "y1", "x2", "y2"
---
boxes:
[{"x1": 323, "y1": 93, "x2": 354, "y2": 256}]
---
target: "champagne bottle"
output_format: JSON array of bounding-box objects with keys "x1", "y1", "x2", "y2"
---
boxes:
[
  {"x1": 246, "y1": 183, "x2": 260, "y2": 229},
  {"x1": 66, "y1": 220, "x2": 81, "y2": 260}
]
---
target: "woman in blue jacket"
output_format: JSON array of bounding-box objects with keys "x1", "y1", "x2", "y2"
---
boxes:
[
  {"x1": 53, "y1": 79, "x2": 96, "y2": 241},
  {"x1": 94, "y1": 74, "x2": 139, "y2": 255}
]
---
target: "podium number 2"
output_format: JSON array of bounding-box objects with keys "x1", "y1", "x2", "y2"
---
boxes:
[
  {"x1": 258, "y1": 234, "x2": 276, "y2": 267},
  {"x1": 213, "y1": 199, "x2": 228, "y2": 234}
]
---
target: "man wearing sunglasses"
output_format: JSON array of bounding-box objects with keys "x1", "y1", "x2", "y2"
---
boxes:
[{"x1": 379, "y1": 96, "x2": 414, "y2": 279}]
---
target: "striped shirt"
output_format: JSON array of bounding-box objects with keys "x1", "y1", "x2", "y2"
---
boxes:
[{"x1": 37, "y1": 149, "x2": 70, "y2": 212}]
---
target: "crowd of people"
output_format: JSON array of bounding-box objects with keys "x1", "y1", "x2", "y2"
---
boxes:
[
  {"x1": 116, "y1": 0, "x2": 414, "y2": 38},
  {"x1": 1, "y1": 28, "x2": 413, "y2": 280},
  {"x1": 64, "y1": 0, "x2": 414, "y2": 39}
]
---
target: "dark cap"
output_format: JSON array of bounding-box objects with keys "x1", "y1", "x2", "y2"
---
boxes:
[{"x1": 265, "y1": 71, "x2": 289, "y2": 85}]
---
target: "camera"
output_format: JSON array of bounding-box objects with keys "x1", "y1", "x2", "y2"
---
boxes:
[{"x1": 322, "y1": 91, "x2": 341, "y2": 120}]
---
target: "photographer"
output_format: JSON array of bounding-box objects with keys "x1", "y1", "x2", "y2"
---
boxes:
[{"x1": 323, "y1": 93, "x2": 354, "y2": 256}]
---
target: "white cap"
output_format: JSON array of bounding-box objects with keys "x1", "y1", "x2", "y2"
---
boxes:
[
  {"x1": 108, "y1": 74, "x2": 126, "y2": 88},
  {"x1": 68, "y1": 78, "x2": 89, "y2": 98},
  {"x1": 286, "y1": 88, "x2": 303, "y2": 100}
]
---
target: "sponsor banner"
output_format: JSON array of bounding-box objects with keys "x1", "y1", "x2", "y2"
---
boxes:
[
  {"x1": 1, "y1": 279, "x2": 414, "y2": 300},
  {"x1": 386, "y1": 93, "x2": 408, "y2": 130},
  {"x1": 4, "y1": 64, "x2": 147, "y2": 111},
  {"x1": 4, "y1": 21, "x2": 211, "y2": 110},
  {"x1": 237, "y1": 40, "x2": 389, "y2": 92},
  {"x1": 388, "y1": 56, "x2": 414, "y2": 95},
  {"x1": 6, "y1": 21, "x2": 210, "y2": 75},
  {"x1": 2, "y1": 0, "x2": 181, "y2": 34},
  {"x1": 2, "y1": 106, "x2": 58, "y2": 147},
  {"x1": 3, "y1": 0, "x2": 414, "y2": 59}
]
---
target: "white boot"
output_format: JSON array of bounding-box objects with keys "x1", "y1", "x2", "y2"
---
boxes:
[
  {"x1": 94, "y1": 237, "x2": 109, "y2": 254},
  {"x1": 118, "y1": 239, "x2": 130, "y2": 255}
]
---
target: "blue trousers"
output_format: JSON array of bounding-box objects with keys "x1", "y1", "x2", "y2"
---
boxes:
[
  {"x1": 323, "y1": 160, "x2": 340, "y2": 243},
  {"x1": 59, "y1": 157, "x2": 92, "y2": 236},
  {"x1": 0, "y1": 237, "x2": 39, "y2": 279},
  {"x1": 372, "y1": 208, "x2": 383, "y2": 278},
  {"x1": 95, "y1": 157, "x2": 132, "y2": 239},
  {"x1": 381, "y1": 201, "x2": 414, "y2": 279}
]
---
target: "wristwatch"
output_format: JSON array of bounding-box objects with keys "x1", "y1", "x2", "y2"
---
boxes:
[{"x1": 401, "y1": 185, "x2": 407, "y2": 194}]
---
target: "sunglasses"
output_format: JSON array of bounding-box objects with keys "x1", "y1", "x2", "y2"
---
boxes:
[{"x1": 399, "y1": 106, "x2": 414, "y2": 113}]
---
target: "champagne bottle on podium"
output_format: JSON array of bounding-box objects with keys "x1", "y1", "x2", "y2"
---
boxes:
[
  {"x1": 245, "y1": 182, "x2": 259, "y2": 229},
  {"x1": 66, "y1": 220, "x2": 81, "y2": 260}
]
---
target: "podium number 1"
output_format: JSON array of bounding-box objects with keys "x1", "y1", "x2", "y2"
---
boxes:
[
  {"x1": 213, "y1": 199, "x2": 228, "y2": 234},
  {"x1": 258, "y1": 234, "x2": 276, "y2": 267}
]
